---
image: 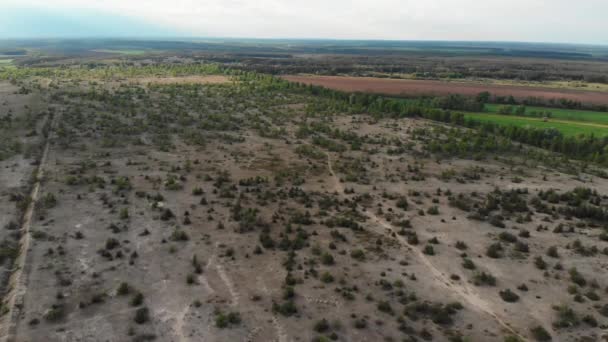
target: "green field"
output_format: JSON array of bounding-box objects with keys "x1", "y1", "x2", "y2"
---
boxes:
[
  {"x1": 485, "y1": 104, "x2": 608, "y2": 125},
  {"x1": 0, "y1": 59, "x2": 13, "y2": 65},
  {"x1": 464, "y1": 112, "x2": 608, "y2": 137}
]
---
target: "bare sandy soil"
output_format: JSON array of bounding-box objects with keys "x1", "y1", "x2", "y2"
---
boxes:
[
  {"x1": 1, "y1": 75, "x2": 607, "y2": 342},
  {"x1": 282, "y1": 75, "x2": 608, "y2": 106}
]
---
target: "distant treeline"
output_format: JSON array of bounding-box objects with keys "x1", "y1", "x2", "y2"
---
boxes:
[
  {"x1": 398, "y1": 91, "x2": 608, "y2": 113},
  {"x1": 206, "y1": 52, "x2": 608, "y2": 85},
  {"x1": 238, "y1": 72, "x2": 608, "y2": 165}
]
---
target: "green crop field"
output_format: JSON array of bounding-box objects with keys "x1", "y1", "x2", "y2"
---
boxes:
[
  {"x1": 0, "y1": 59, "x2": 13, "y2": 65},
  {"x1": 485, "y1": 104, "x2": 608, "y2": 125},
  {"x1": 464, "y1": 112, "x2": 608, "y2": 137}
]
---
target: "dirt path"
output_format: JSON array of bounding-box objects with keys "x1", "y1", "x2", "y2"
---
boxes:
[
  {"x1": 325, "y1": 154, "x2": 528, "y2": 341},
  {"x1": 0, "y1": 114, "x2": 55, "y2": 342},
  {"x1": 546, "y1": 118, "x2": 608, "y2": 129},
  {"x1": 256, "y1": 276, "x2": 289, "y2": 342}
]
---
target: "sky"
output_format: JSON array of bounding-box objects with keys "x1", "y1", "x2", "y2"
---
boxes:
[{"x1": 1, "y1": 0, "x2": 607, "y2": 44}]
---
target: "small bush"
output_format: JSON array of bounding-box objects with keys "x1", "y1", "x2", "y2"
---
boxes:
[
  {"x1": 462, "y1": 258, "x2": 476, "y2": 270},
  {"x1": 350, "y1": 249, "x2": 365, "y2": 261},
  {"x1": 134, "y1": 307, "x2": 150, "y2": 324},
  {"x1": 131, "y1": 292, "x2": 144, "y2": 307},
  {"x1": 530, "y1": 325, "x2": 551, "y2": 341},
  {"x1": 473, "y1": 272, "x2": 496, "y2": 286},
  {"x1": 499, "y1": 289, "x2": 520, "y2": 302},
  {"x1": 321, "y1": 272, "x2": 334, "y2": 283},
  {"x1": 314, "y1": 318, "x2": 330, "y2": 332},
  {"x1": 486, "y1": 243, "x2": 503, "y2": 259},
  {"x1": 117, "y1": 282, "x2": 130, "y2": 295}
]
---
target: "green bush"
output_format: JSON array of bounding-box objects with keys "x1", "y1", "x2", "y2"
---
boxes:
[
  {"x1": 134, "y1": 307, "x2": 150, "y2": 324},
  {"x1": 117, "y1": 282, "x2": 130, "y2": 295},
  {"x1": 314, "y1": 318, "x2": 330, "y2": 332},
  {"x1": 530, "y1": 325, "x2": 551, "y2": 341},
  {"x1": 499, "y1": 289, "x2": 520, "y2": 302}
]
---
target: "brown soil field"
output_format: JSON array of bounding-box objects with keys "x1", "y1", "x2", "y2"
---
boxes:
[{"x1": 282, "y1": 75, "x2": 608, "y2": 106}]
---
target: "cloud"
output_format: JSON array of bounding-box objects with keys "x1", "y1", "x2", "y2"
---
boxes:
[{"x1": 2, "y1": 0, "x2": 607, "y2": 44}]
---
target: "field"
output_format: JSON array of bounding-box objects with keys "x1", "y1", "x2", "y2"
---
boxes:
[
  {"x1": 485, "y1": 103, "x2": 608, "y2": 125},
  {"x1": 282, "y1": 75, "x2": 608, "y2": 106},
  {"x1": 1, "y1": 52, "x2": 608, "y2": 342},
  {"x1": 465, "y1": 112, "x2": 608, "y2": 137}
]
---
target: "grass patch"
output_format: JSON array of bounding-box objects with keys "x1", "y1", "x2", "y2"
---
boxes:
[
  {"x1": 464, "y1": 112, "x2": 608, "y2": 137},
  {"x1": 485, "y1": 104, "x2": 608, "y2": 126}
]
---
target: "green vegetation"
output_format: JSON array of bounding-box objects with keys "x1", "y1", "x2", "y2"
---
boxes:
[
  {"x1": 463, "y1": 112, "x2": 608, "y2": 137},
  {"x1": 486, "y1": 103, "x2": 608, "y2": 125}
]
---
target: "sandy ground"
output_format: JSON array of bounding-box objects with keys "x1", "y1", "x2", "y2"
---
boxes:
[{"x1": 3, "y1": 78, "x2": 607, "y2": 342}]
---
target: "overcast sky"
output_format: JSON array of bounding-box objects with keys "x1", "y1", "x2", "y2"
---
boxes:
[{"x1": 2, "y1": 0, "x2": 607, "y2": 44}]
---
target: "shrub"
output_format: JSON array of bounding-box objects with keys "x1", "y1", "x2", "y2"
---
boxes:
[
  {"x1": 462, "y1": 258, "x2": 476, "y2": 270},
  {"x1": 283, "y1": 286, "x2": 295, "y2": 299},
  {"x1": 423, "y1": 245, "x2": 435, "y2": 255},
  {"x1": 44, "y1": 303, "x2": 65, "y2": 322},
  {"x1": 105, "y1": 238, "x2": 120, "y2": 250},
  {"x1": 534, "y1": 256, "x2": 547, "y2": 270},
  {"x1": 117, "y1": 282, "x2": 130, "y2": 295},
  {"x1": 499, "y1": 289, "x2": 520, "y2": 302},
  {"x1": 489, "y1": 215, "x2": 505, "y2": 228},
  {"x1": 353, "y1": 318, "x2": 367, "y2": 329},
  {"x1": 582, "y1": 314, "x2": 598, "y2": 327},
  {"x1": 314, "y1": 318, "x2": 330, "y2": 332},
  {"x1": 321, "y1": 252, "x2": 334, "y2": 265},
  {"x1": 547, "y1": 246, "x2": 559, "y2": 258},
  {"x1": 499, "y1": 232, "x2": 517, "y2": 243},
  {"x1": 321, "y1": 272, "x2": 334, "y2": 283},
  {"x1": 273, "y1": 300, "x2": 297, "y2": 316},
  {"x1": 455, "y1": 241, "x2": 468, "y2": 250},
  {"x1": 396, "y1": 197, "x2": 409, "y2": 210},
  {"x1": 160, "y1": 208, "x2": 175, "y2": 221},
  {"x1": 119, "y1": 208, "x2": 129, "y2": 220},
  {"x1": 530, "y1": 325, "x2": 551, "y2": 341},
  {"x1": 215, "y1": 311, "x2": 241, "y2": 328},
  {"x1": 131, "y1": 292, "x2": 144, "y2": 307},
  {"x1": 599, "y1": 304, "x2": 608, "y2": 317},
  {"x1": 350, "y1": 249, "x2": 365, "y2": 261},
  {"x1": 569, "y1": 268, "x2": 586, "y2": 287},
  {"x1": 514, "y1": 242, "x2": 529, "y2": 253},
  {"x1": 377, "y1": 301, "x2": 393, "y2": 315},
  {"x1": 486, "y1": 243, "x2": 503, "y2": 258},
  {"x1": 552, "y1": 305, "x2": 579, "y2": 328},
  {"x1": 41, "y1": 193, "x2": 57, "y2": 209},
  {"x1": 170, "y1": 229, "x2": 189, "y2": 241},
  {"x1": 134, "y1": 307, "x2": 150, "y2": 324},
  {"x1": 473, "y1": 272, "x2": 496, "y2": 286}
]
